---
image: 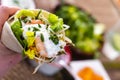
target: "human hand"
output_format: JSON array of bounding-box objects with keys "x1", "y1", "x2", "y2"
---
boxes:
[{"x1": 0, "y1": 6, "x2": 21, "y2": 78}]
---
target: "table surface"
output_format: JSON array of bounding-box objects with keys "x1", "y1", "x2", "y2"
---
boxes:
[{"x1": 1, "y1": 0, "x2": 120, "y2": 80}]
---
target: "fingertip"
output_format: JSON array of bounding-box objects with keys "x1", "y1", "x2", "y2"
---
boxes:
[
  {"x1": 0, "y1": 5, "x2": 20, "y2": 16},
  {"x1": 8, "y1": 6, "x2": 20, "y2": 16}
]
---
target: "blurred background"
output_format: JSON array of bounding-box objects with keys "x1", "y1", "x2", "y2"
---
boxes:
[{"x1": 1, "y1": 0, "x2": 120, "y2": 80}]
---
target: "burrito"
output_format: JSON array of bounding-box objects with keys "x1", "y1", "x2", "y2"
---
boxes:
[{"x1": 1, "y1": 9, "x2": 72, "y2": 73}]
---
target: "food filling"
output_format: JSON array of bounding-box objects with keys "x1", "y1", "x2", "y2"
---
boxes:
[{"x1": 10, "y1": 9, "x2": 72, "y2": 73}]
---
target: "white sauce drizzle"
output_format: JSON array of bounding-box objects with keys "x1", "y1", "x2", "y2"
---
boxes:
[{"x1": 22, "y1": 24, "x2": 66, "y2": 57}]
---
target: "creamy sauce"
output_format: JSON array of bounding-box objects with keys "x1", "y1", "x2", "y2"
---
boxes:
[{"x1": 22, "y1": 24, "x2": 66, "y2": 57}]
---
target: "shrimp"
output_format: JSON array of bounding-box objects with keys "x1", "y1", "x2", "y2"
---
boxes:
[
  {"x1": 27, "y1": 20, "x2": 44, "y2": 24},
  {"x1": 35, "y1": 37, "x2": 48, "y2": 57},
  {"x1": 31, "y1": 20, "x2": 44, "y2": 24}
]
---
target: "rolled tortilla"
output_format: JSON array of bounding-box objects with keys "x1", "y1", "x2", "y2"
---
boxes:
[
  {"x1": 1, "y1": 21, "x2": 23, "y2": 53},
  {"x1": 1, "y1": 9, "x2": 50, "y2": 53},
  {"x1": 1, "y1": 9, "x2": 72, "y2": 73}
]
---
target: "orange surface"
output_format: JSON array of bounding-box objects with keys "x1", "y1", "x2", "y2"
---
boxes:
[
  {"x1": 77, "y1": 67, "x2": 103, "y2": 80},
  {"x1": 115, "y1": 0, "x2": 120, "y2": 5}
]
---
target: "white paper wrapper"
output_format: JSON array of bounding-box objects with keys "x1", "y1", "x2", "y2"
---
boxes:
[{"x1": 1, "y1": 21, "x2": 23, "y2": 53}]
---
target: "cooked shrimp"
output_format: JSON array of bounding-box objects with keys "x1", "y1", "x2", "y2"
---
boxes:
[
  {"x1": 31, "y1": 20, "x2": 44, "y2": 24},
  {"x1": 35, "y1": 37, "x2": 48, "y2": 57}
]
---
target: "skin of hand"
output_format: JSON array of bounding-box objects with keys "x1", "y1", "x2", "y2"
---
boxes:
[{"x1": 0, "y1": 6, "x2": 21, "y2": 78}]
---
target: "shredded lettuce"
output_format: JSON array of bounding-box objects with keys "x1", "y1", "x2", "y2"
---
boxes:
[
  {"x1": 11, "y1": 20, "x2": 28, "y2": 49},
  {"x1": 50, "y1": 18, "x2": 63, "y2": 32},
  {"x1": 48, "y1": 13, "x2": 64, "y2": 32}
]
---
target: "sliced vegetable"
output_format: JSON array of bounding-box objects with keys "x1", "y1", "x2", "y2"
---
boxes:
[
  {"x1": 26, "y1": 31, "x2": 35, "y2": 47},
  {"x1": 48, "y1": 13, "x2": 64, "y2": 32},
  {"x1": 50, "y1": 18, "x2": 63, "y2": 32},
  {"x1": 25, "y1": 49, "x2": 35, "y2": 59},
  {"x1": 15, "y1": 9, "x2": 35, "y2": 18},
  {"x1": 48, "y1": 13, "x2": 59, "y2": 24},
  {"x1": 33, "y1": 27, "x2": 40, "y2": 31},
  {"x1": 40, "y1": 33, "x2": 44, "y2": 42},
  {"x1": 36, "y1": 9, "x2": 42, "y2": 19},
  {"x1": 38, "y1": 24, "x2": 41, "y2": 28}
]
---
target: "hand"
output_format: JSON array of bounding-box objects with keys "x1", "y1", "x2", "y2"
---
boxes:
[{"x1": 0, "y1": 6, "x2": 21, "y2": 78}]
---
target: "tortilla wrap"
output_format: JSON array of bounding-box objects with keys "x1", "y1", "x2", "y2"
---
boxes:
[
  {"x1": 1, "y1": 9, "x2": 50, "y2": 53},
  {"x1": 0, "y1": 9, "x2": 72, "y2": 74},
  {"x1": 1, "y1": 21, "x2": 23, "y2": 53}
]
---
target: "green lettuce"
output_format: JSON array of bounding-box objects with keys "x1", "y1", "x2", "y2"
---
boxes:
[
  {"x1": 48, "y1": 13, "x2": 59, "y2": 24},
  {"x1": 48, "y1": 13, "x2": 64, "y2": 32},
  {"x1": 11, "y1": 20, "x2": 28, "y2": 49}
]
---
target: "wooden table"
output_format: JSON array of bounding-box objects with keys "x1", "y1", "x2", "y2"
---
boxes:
[{"x1": 1, "y1": 0, "x2": 120, "y2": 80}]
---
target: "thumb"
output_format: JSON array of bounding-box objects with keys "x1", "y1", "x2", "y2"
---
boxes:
[{"x1": 0, "y1": 6, "x2": 20, "y2": 32}]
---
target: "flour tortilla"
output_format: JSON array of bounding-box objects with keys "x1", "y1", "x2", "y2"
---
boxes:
[
  {"x1": 1, "y1": 9, "x2": 50, "y2": 53},
  {"x1": 1, "y1": 21, "x2": 23, "y2": 53}
]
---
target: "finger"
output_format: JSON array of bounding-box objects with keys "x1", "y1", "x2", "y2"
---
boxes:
[
  {"x1": 8, "y1": 6, "x2": 20, "y2": 16},
  {"x1": 0, "y1": 6, "x2": 19, "y2": 16},
  {"x1": 0, "y1": 6, "x2": 19, "y2": 33}
]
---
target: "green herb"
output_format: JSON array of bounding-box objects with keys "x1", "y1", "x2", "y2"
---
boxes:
[
  {"x1": 23, "y1": 39, "x2": 28, "y2": 50},
  {"x1": 34, "y1": 32, "x2": 36, "y2": 36},
  {"x1": 38, "y1": 24, "x2": 41, "y2": 28},
  {"x1": 36, "y1": 9, "x2": 42, "y2": 19},
  {"x1": 18, "y1": 18, "x2": 22, "y2": 27},
  {"x1": 33, "y1": 27, "x2": 40, "y2": 31},
  {"x1": 49, "y1": 34, "x2": 59, "y2": 45},
  {"x1": 28, "y1": 27, "x2": 31, "y2": 31},
  {"x1": 23, "y1": 19, "x2": 28, "y2": 23},
  {"x1": 40, "y1": 33, "x2": 44, "y2": 42},
  {"x1": 22, "y1": 49, "x2": 26, "y2": 59},
  {"x1": 46, "y1": 26, "x2": 48, "y2": 30},
  {"x1": 22, "y1": 18, "x2": 31, "y2": 23},
  {"x1": 22, "y1": 17, "x2": 28, "y2": 23}
]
